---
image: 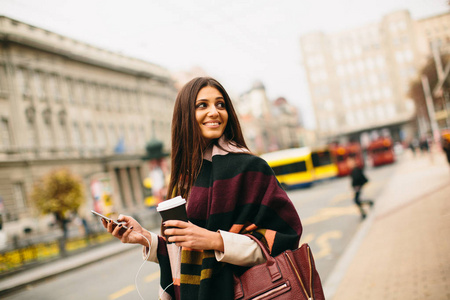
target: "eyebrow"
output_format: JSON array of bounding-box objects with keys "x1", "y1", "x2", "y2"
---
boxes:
[{"x1": 195, "y1": 97, "x2": 225, "y2": 102}]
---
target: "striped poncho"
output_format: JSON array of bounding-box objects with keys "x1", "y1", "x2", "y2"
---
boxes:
[{"x1": 156, "y1": 141, "x2": 303, "y2": 300}]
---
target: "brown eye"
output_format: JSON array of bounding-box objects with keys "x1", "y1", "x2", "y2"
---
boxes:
[{"x1": 196, "y1": 103, "x2": 207, "y2": 109}]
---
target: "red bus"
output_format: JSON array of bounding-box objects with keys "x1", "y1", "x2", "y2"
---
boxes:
[
  {"x1": 367, "y1": 137, "x2": 395, "y2": 167},
  {"x1": 330, "y1": 142, "x2": 364, "y2": 176},
  {"x1": 347, "y1": 142, "x2": 365, "y2": 168}
]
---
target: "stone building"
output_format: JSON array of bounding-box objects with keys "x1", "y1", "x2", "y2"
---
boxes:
[
  {"x1": 0, "y1": 16, "x2": 177, "y2": 245},
  {"x1": 300, "y1": 10, "x2": 450, "y2": 145},
  {"x1": 272, "y1": 97, "x2": 302, "y2": 149},
  {"x1": 236, "y1": 81, "x2": 303, "y2": 154},
  {"x1": 418, "y1": 12, "x2": 450, "y2": 131}
]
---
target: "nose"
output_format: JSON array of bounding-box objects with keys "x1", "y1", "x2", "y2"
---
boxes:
[{"x1": 207, "y1": 105, "x2": 219, "y2": 117}]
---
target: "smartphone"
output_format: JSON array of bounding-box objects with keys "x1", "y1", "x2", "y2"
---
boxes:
[{"x1": 91, "y1": 210, "x2": 128, "y2": 234}]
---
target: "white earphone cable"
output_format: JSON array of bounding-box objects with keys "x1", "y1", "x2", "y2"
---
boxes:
[
  {"x1": 133, "y1": 231, "x2": 176, "y2": 300},
  {"x1": 134, "y1": 232, "x2": 151, "y2": 300}
]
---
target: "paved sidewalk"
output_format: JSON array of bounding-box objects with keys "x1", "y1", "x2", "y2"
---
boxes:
[{"x1": 324, "y1": 150, "x2": 450, "y2": 300}]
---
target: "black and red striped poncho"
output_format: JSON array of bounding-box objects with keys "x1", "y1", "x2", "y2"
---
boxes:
[{"x1": 156, "y1": 140, "x2": 302, "y2": 300}]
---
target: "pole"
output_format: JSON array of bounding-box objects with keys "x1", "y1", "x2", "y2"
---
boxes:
[
  {"x1": 432, "y1": 41, "x2": 444, "y2": 82},
  {"x1": 421, "y1": 75, "x2": 441, "y2": 144}
]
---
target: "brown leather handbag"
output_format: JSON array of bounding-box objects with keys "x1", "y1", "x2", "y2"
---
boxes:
[{"x1": 234, "y1": 235, "x2": 325, "y2": 300}]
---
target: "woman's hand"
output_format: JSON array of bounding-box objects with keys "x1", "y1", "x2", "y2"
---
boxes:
[
  {"x1": 163, "y1": 220, "x2": 224, "y2": 252},
  {"x1": 101, "y1": 215, "x2": 151, "y2": 248}
]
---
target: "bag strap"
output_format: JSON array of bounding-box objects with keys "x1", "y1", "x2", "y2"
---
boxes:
[
  {"x1": 243, "y1": 234, "x2": 282, "y2": 282},
  {"x1": 234, "y1": 234, "x2": 286, "y2": 299}
]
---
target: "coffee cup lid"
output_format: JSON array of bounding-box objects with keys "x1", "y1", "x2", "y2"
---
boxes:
[{"x1": 156, "y1": 196, "x2": 186, "y2": 212}]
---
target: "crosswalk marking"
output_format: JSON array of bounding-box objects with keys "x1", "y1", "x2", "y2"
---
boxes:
[
  {"x1": 109, "y1": 285, "x2": 135, "y2": 300},
  {"x1": 302, "y1": 205, "x2": 359, "y2": 226},
  {"x1": 145, "y1": 271, "x2": 160, "y2": 282},
  {"x1": 314, "y1": 231, "x2": 343, "y2": 259}
]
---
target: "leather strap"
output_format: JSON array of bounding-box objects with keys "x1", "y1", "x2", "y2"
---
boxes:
[{"x1": 244, "y1": 234, "x2": 282, "y2": 282}]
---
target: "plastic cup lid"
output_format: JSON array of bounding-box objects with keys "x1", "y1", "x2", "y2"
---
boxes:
[{"x1": 156, "y1": 196, "x2": 186, "y2": 212}]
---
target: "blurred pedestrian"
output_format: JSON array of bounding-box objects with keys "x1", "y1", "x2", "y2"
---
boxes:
[
  {"x1": 409, "y1": 138, "x2": 418, "y2": 156},
  {"x1": 149, "y1": 158, "x2": 167, "y2": 204},
  {"x1": 101, "y1": 77, "x2": 303, "y2": 300},
  {"x1": 348, "y1": 158, "x2": 373, "y2": 219},
  {"x1": 442, "y1": 132, "x2": 450, "y2": 167},
  {"x1": 419, "y1": 136, "x2": 430, "y2": 154},
  {"x1": 142, "y1": 139, "x2": 170, "y2": 206}
]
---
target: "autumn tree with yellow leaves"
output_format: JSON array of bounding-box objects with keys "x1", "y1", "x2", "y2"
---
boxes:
[{"x1": 31, "y1": 168, "x2": 85, "y2": 254}]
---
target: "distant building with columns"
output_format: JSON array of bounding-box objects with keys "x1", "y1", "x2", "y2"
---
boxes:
[{"x1": 0, "y1": 16, "x2": 177, "y2": 245}]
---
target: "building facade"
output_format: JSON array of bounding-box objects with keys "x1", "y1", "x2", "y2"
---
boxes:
[
  {"x1": 418, "y1": 12, "x2": 450, "y2": 131},
  {"x1": 236, "y1": 81, "x2": 303, "y2": 154},
  {"x1": 0, "y1": 16, "x2": 177, "y2": 245},
  {"x1": 300, "y1": 10, "x2": 450, "y2": 145}
]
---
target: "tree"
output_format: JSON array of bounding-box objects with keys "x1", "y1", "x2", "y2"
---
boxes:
[
  {"x1": 31, "y1": 168, "x2": 85, "y2": 255},
  {"x1": 408, "y1": 55, "x2": 449, "y2": 131}
]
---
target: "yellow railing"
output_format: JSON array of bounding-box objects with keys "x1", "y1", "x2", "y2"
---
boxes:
[{"x1": 0, "y1": 233, "x2": 114, "y2": 274}]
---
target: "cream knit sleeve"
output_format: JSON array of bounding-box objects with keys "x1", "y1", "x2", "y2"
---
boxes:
[{"x1": 214, "y1": 230, "x2": 266, "y2": 267}]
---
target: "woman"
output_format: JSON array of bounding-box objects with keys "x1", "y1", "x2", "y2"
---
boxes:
[{"x1": 103, "y1": 77, "x2": 302, "y2": 300}]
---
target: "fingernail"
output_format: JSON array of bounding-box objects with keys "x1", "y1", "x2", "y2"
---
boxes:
[
  {"x1": 130, "y1": 226, "x2": 134, "y2": 230},
  {"x1": 162, "y1": 222, "x2": 166, "y2": 226},
  {"x1": 118, "y1": 224, "x2": 123, "y2": 227}
]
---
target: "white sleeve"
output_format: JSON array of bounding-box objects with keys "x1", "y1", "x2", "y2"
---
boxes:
[
  {"x1": 214, "y1": 230, "x2": 266, "y2": 267},
  {"x1": 142, "y1": 230, "x2": 160, "y2": 263}
]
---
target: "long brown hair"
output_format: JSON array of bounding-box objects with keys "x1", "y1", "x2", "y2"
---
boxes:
[{"x1": 168, "y1": 77, "x2": 248, "y2": 200}]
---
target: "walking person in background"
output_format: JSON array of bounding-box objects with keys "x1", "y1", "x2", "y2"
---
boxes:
[
  {"x1": 348, "y1": 158, "x2": 373, "y2": 219},
  {"x1": 149, "y1": 157, "x2": 168, "y2": 204},
  {"x1": 442, "y1": 131, "x2": 450, "y2": 169},
  {"x1": 102, "y1": 77, "x2": 303, "y2": 300}
]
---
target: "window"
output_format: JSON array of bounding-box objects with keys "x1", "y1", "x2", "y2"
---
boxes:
[
  {"x1": 26, "y1": 118, "x2": 37, "y2": 149},
  {"x1": 382, "y1": 87, "x2": 393, "y2": 99},
  {"x1": 49, "y1": 74, "x2": 61, "y2": 102},
  {"x1": 386, "y1": 103, "x2": 396, "y2": 117},
  {"x1": 13, "y1": 182, "x2": 27, "y2": 209},
  {"x1": 271, "y1": 161, "x2": 307, "y2": 175},
  {"x1": 55, "y1": 121, "x2": 68, "y2": 148},
  {"x1": 79, "y1": 81, "x2": 87, "y2": 105},
  {"x1": 97, "y1": 123, "x2": 106, "y2": 148},
  {"x1": 395, "y1": 51, "x2": 404, "y2": 63},
  {"x1": 0, "y1": 118, "x2": 12, "y2": 148},
  {"x1": 17, "y1": 69, "x2": 31, "y2": 96},
  {"x1": 404, "y1": 49, "x2": 413, "y2": 62},
  {"x1": 376, "y1": 105, "x2": 384, "y2": 120},
  {"x1": 356, "y1": 110, "x2": 365, "y2": 124},
  {"x1": 66, "y1": 78, "x2": 75, "y2": 104},
  {"x1": 85, "y1": 123, "x2": 95, "y2": 147},
  {"x1": 369, "y1": 74, "x2": 379, "y2": 86},
  {"x1": 42, "y1": 120, "x2": 53, "y2": 149},
  {"x1": 345, "y1": 112, "x2": 355, "y2": 126},
  {"x1": 34, "y1": 72, "x2": 46, "y2": 99},
  {"x1": 108, "y1": 124, "x2": 116, "y2": 147},
  {"x1": 72, "y1": 122, "x2": 82, "y2": 147},
  {"x1": 366, "y1": 108, "x2": 375, "y2": 120},
  {"x1": 0, "y1": 64, "x2": 8, "y2": 93},
  {"x1": 311, "y1": 151, "x2": 333, "y2": 167}
]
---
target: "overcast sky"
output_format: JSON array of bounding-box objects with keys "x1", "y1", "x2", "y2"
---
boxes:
[{"x1": 1, "y1": 0, "x2": 448, "y2": 128}]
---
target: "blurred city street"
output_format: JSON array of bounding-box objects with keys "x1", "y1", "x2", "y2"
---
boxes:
[
  {"x1": 0, "y1": 1, "x2": 449, "y2": 299},
  {"x1": 1, "y1": 147, "x2": 448, "y2": 299}
]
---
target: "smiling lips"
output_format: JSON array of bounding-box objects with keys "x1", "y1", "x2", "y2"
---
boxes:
[{"x1": 203, "y1": 122, "x2": 221, "y2": 127}]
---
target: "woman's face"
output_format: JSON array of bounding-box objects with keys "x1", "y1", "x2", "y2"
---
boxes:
[{"x1": 195, "y1": 86, "x2": 228, "y2": 143}]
